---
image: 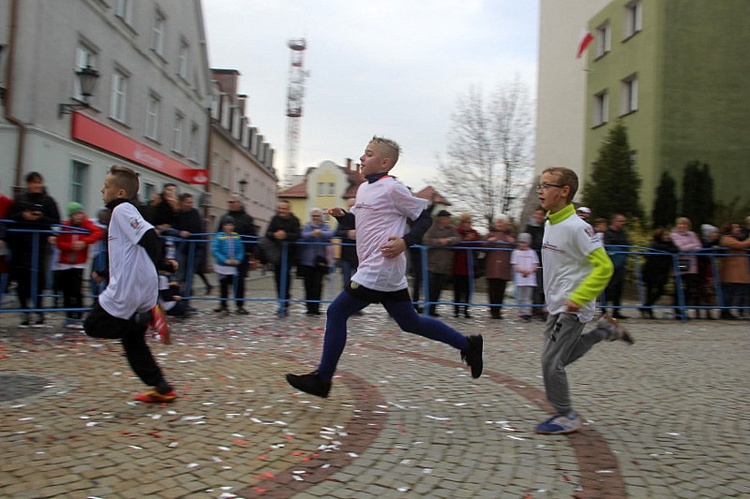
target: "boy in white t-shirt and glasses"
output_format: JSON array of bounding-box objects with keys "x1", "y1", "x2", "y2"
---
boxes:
[
  {"x1": 534, "y1": 167, "x2": 634, "y2": 435},
  {"x1": 286, "y1": 136, "x2": 483, "y2": 398},
  {"x1": 84, "y1": 165, "x2": 178, "y2": 403}
]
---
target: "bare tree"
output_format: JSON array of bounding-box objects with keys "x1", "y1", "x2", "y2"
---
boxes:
[{"x1": 437, "y1": 79, "x2": 534, "y2": 228}]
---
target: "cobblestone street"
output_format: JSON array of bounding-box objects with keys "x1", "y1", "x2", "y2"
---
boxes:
[{"x1": 0, "y1": 275, "x2": 748, "y2": 498}]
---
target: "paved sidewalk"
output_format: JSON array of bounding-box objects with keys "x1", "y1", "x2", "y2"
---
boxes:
[{"x1": 0, "y1": 287, "x2": 748, "y2": 498}]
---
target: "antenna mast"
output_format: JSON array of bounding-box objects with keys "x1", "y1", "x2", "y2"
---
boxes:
[{"x1": 284, "y1": 38, "x2": 308, "y2": 187}]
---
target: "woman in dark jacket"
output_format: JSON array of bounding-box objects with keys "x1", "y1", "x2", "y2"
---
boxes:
[{"x1": 639, "y1": 228, "x2": 678, "y2": 319}]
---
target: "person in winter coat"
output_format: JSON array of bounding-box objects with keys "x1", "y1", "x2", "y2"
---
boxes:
[
  {"x1": 55, "y1": 203, "x2": 104, "y2": 327},
  {"x1": 452, "y1": 213, "x2": 480, "y2": 318},
  {"x1": 7, "y1": 171, "x2": 61, "y2": 326},
  {"x1": 216, "y1": 195, "x2": 257, "y2": 314},
  {"x1": 265, "y1": 200, "x2": 301, "y2": 317},
  {"x1": 671, "y1": 217, "x2": 703, "y2": 320},
  {"x1": 718, "y1": 221, "x2": 750, "y2": 319},
  {"x1": 211, "y1": 216, "x2": 243, "y2": 314},
  {"x1": 423, "y1": 210, "x2": 460, "y2": 317},
  {"x1": 484, "y1": 216, "x2": 516, "y2": 319},
  {"x1": 298, "y1": 208, "x2": 335, "y2": 315},
  {"x1": 639, "y1": 228, "x2": 679, "y2": 319}
]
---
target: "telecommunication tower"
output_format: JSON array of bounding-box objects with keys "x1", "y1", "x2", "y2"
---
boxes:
[{"x1": 284, "y1": 38, "x2": 308, "y2": 187}]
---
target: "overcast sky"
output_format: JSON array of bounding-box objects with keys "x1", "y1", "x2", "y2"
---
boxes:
[{"x1": 202, "y1": 0, "x2": 539, "y2": 192}]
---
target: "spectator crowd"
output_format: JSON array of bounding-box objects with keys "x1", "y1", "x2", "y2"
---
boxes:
[{"x1": 1, "y1": 173, "x2": 748, "y2": 325}]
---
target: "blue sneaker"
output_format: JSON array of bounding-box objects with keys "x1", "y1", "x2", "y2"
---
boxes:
[{"x1": 535, "y1": 412, "x2": 582, "y2": 435}]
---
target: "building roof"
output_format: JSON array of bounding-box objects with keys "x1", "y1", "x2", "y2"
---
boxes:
[
  {"x1": 278, "y1": 181, "x2": 307, "y2": 199},
  {"x1": 414, "y1": 186, "x2": 451, "y2": 206}
]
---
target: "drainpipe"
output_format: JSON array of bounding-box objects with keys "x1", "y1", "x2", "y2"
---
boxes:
[{"x1": 3, "y1": 0, "x2": 26, "y2": 196}]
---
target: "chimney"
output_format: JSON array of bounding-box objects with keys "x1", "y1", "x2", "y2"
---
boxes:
[
  {"x1": 346, "y1": 158, "x2": 352, "y2": 171},
  {"x1": 237, "y1": 94, "x2": 247, "y2": 115}
]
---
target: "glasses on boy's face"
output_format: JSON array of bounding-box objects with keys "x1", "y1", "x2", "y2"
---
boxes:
[{"x1": 536, "y1": 183, "x2": 564, "y2": 191}]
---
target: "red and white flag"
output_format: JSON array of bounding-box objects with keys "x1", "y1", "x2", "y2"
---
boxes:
[{"x1": 576, "y1": 30, "x2": 594, "y2": 58}]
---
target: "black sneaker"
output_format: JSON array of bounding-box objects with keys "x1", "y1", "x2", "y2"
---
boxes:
[
  {"x1": 286, "y1": 371, "x2": 331, "y2": 398},
  {"x1": 461, "y1": 335, "x2": 483, "y2": 379},
  {"x1": 236, "y1": 307, "x2": 249, "y2": 315}
]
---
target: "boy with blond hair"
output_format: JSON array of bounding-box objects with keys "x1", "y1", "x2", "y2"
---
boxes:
[{"x1": 286, "y1": 137, "x2": 483, "y2": 398}]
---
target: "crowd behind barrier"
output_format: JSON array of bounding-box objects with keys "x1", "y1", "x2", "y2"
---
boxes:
[{"x1": 0, "y1": 222, "x2": 748, "y2": 322}]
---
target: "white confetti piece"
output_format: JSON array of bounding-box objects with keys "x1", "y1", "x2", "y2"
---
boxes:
[
  {"x1": 217, "y1": 446, "x2": 231, "y2": 451},
  {"x1": 186, "y1": 463, "x2": 199, "y2": 469}
]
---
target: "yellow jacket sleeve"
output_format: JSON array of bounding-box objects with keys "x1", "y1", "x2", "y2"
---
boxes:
[{"x1": 569, "y1": 247, "x2": 613, "y2": 306}]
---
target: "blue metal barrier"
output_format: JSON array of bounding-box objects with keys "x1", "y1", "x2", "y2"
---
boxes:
[{"x1": 2, "y1": 224, "x2": 748, "y2": 322}]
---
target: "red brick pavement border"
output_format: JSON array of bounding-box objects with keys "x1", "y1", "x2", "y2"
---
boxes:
[
  {"x1": 237, "y1": 345, "x2": 626, "y2": 499},
  {"x1": 369, "y1": 345, "x2": 627, "y2": 499},
  {"x1": 234, "y1": 361, "x2": 388, "y2": 498}
]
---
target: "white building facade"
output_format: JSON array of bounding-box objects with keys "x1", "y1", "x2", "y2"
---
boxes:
[{"x1": 0, "y1": 0, "x2": 212, "y2": 215}]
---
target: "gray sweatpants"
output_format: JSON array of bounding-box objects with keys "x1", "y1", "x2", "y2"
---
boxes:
[{"x1": 541, "y1": 312, "x2": 610, "y2": 414}]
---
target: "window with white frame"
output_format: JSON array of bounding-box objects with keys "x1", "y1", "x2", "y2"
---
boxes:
[
  {"x1": 71, "y1": 161, "x2": 88, "y2": 205},
  {"x1": 188, "y1": 122, "x2": 199, "y2": 161},
  {"x1": 317, "y1": 182, "x2": 325, "y2": 196},
  {"x1": 621, "y1": 74, "x2": 639, "y2": 115},
  {"x1": 593, "y1": 90, "x2": 609, "y2": 127},
  {"x1": 624, "y1": 1, "x2": 643, "y2": 39},
  {"x1": 152, "y1": 10, "x2": 166, "y2": 57},
  {"x1": 172, "y1": 113, "x2": 184, "y2": 154},
  {"x1": 145, "y1": 92, "x2": 160, "y2": 140},
  {"x1": 328, "y1": 182, "x2": 335, "y2": 196},
  {"x1": 595, "y1": 22, "x2": 611, "y2": 58},
  {"x1": 177, "y1": 40, "x2": 189, "y2": 80},
  {"x1": 115, "y1": 0, "x2": 134, "y2": 25},
  {"x1": 110, "y1": 70, "x2": 128, "y2": 123},
  {"x1": 74, "y1": 46, "x2": 96, "y2": 102}
]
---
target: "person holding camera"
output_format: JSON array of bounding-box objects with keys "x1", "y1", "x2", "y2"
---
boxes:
[{"x1": 7, "y1": 172, "x2": 61, "y2": 326}]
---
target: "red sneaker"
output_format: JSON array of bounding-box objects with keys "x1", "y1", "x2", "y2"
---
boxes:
[
  {"x1": 134, "y1": 389, "x2": 177, "y2": 403},
  {"x1": 150, "y1": 305, "x2": 171, "y2": 345}
]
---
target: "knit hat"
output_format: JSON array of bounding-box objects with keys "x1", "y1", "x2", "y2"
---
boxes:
[
  {"x1": 67, "y1": 202, "x2": 84, "y2": 216},
  {"x1": 518, "y1": 232, "x2": 533, "y2": 244},
  {"x1": 436, "y1": 210, "x2": 452, "y2": 218},
  {"x1": 220, "y1": 215, "x2": 235, "y2": 226},
  {"x1": 700, "y1": 224, "x2": 718, "y2": 240}
]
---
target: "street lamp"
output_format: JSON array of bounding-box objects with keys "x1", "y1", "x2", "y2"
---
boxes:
[
  {"x1": 58, "y1": 65, "x2": 100, "y2": 118},
  {"x1": 238, "y1": 177, "x2": 248, "y2": 198}
]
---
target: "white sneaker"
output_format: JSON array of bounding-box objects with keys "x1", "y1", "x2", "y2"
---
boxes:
[{"x1": 535, "y1": 412, "x2": 582, "y2": 435}]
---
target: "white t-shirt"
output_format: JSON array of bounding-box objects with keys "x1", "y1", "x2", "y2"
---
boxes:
[
  {"x1": 351, "y1": 176, "x2": 427, "y2": 292},
  {"x1": 98, "y1": 201, "x2": 158, "y2": 319},
  {"x1": 542, "y1": 212, "x2": 602, "y2": 322},
  {"x1": 510, "y1": 248, "x2": 539, "y2": 287}
]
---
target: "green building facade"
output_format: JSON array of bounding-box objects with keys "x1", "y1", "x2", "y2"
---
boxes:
[{"x1": 583, "y1": 0, "x2": 750, "y2": 224}]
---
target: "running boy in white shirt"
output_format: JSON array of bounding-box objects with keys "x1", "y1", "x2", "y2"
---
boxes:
[
  {"x1": 84, "y1": 165, "x2": 178, "y2": 403},
  {"x1": 286, "y1": 137, "x2": 483, "y2": 398},
  {"x1": 534, "y1": 167, "x2": 634, "y2": 435}
]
